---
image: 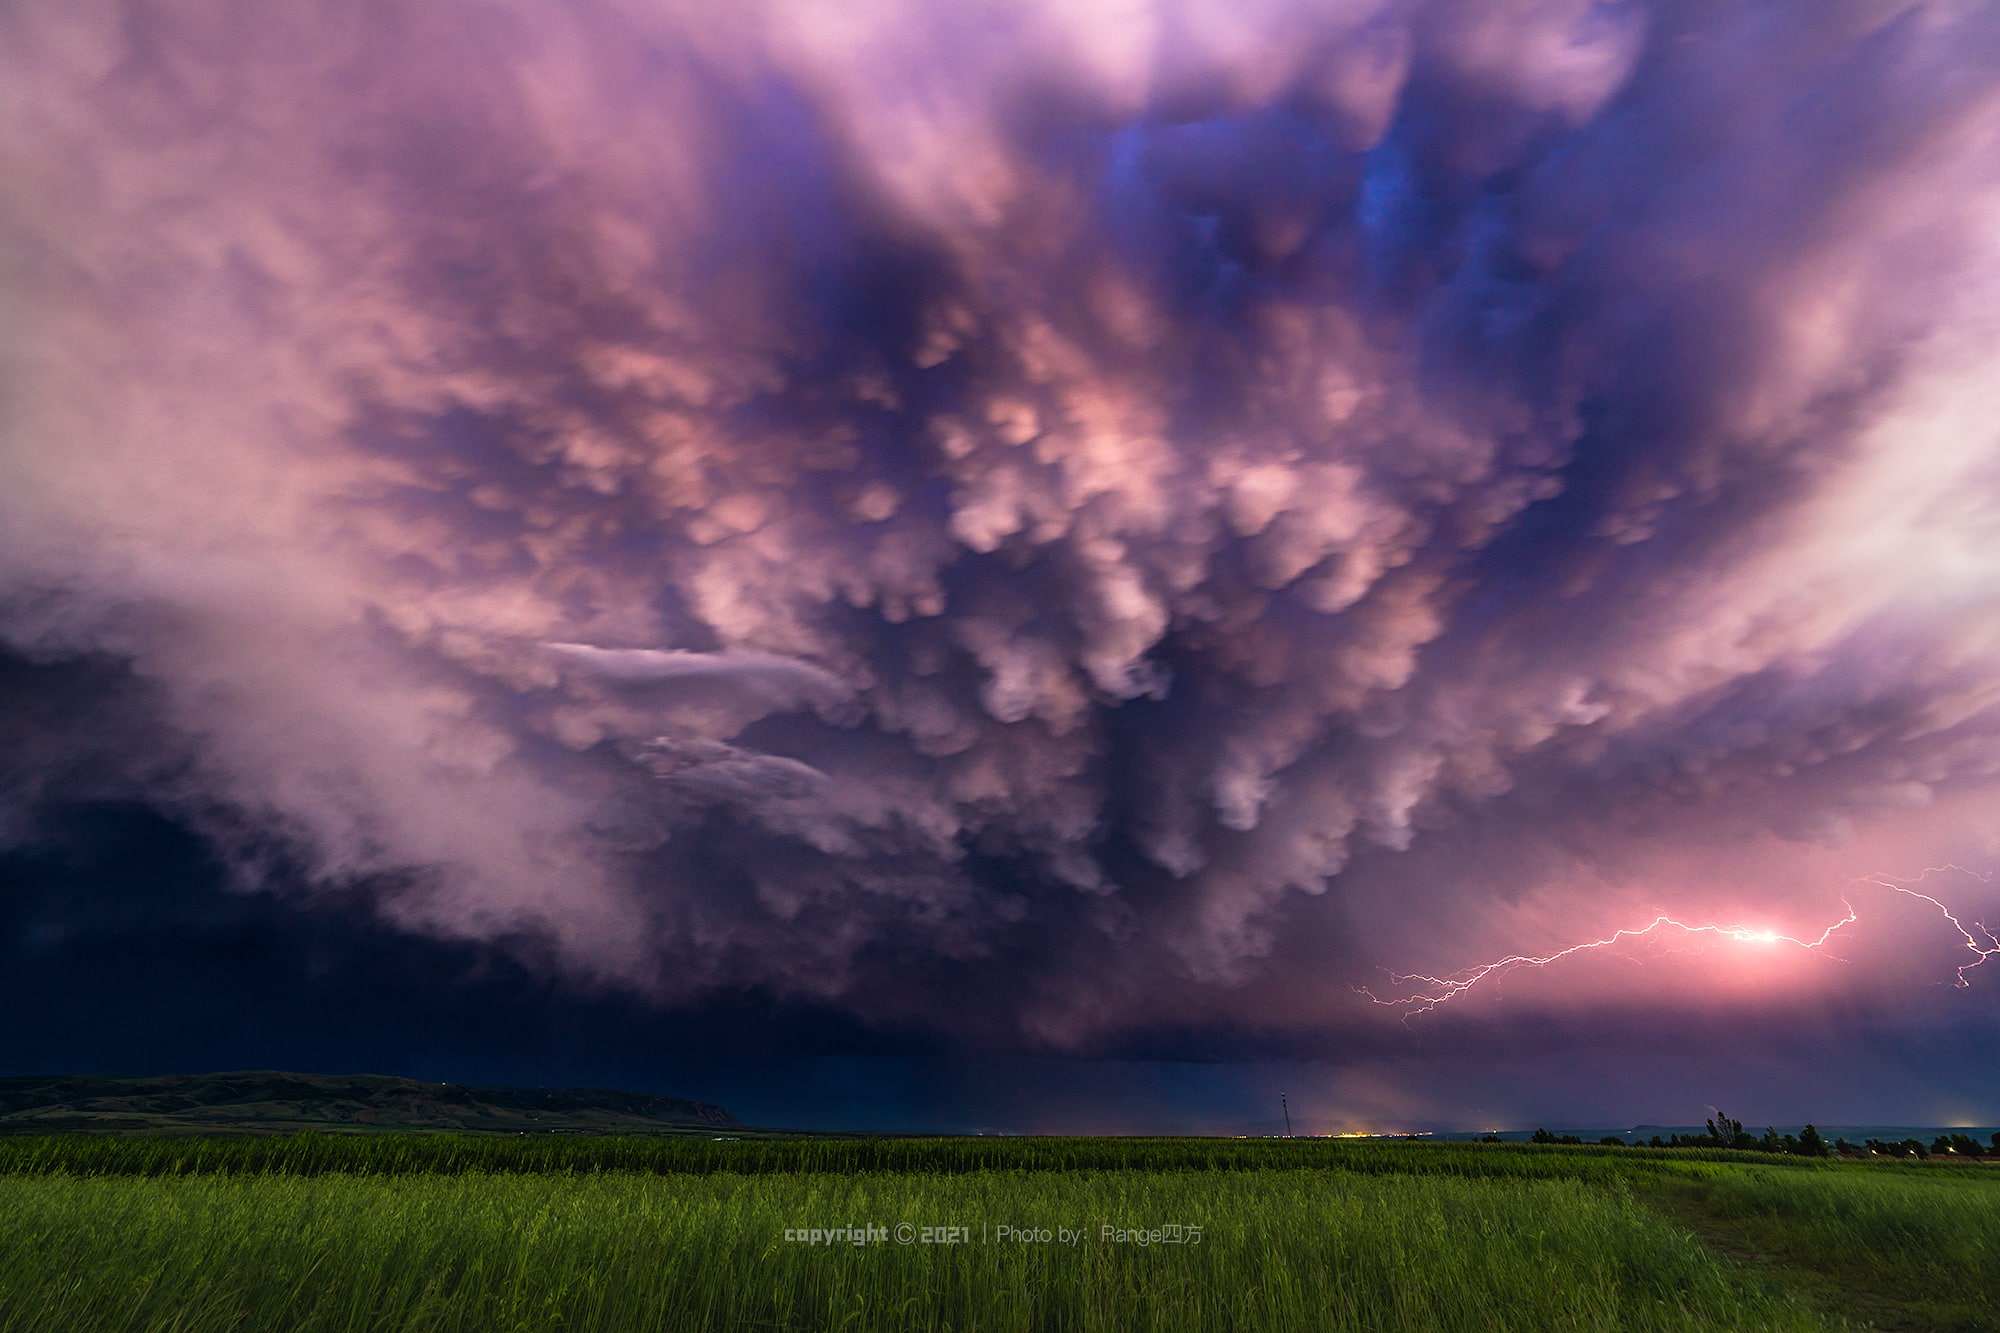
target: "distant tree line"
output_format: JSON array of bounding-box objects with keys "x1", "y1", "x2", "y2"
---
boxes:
[
  {"x1": 1860, "y1": 1133, "x2": 1997, "y2": 1160},
  {"x1": 1516, "y1": 1113, "x2": 2000, "y2": 1159}
]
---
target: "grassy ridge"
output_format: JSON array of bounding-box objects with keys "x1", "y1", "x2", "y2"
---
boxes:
[{"x1": 0, "y1": 1132, "x2": 1855, "y2": 1178}]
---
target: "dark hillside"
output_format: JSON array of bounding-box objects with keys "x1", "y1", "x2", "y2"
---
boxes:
[{"x1": 0, "y1": 1072, "x2": 737, "y2": 1134}]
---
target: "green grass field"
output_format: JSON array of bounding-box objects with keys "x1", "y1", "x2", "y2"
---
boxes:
[{"x1": 1, "y1": 1137, "x2": 1993, "y2": 1331}]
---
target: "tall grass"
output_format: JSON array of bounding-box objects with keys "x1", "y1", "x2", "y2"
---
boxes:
[
  {"x1": 0, "y1": 1169, "x2": 1823, "y2": 1332},
  {"x1": 1671, "y1": 1163, "x2": 2000, "y2": 1289},
  {"x1": 4, "y1": 1137, "x2": 1989, "y2": 1330}
]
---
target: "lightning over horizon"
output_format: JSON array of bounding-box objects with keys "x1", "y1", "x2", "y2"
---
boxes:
[
  {"x1": 1359, "y1": 902, "x2": 1860, "y2": 1019},
  {"x1": 1365, "y1": 865, "x2": 2000, "y2": 1018}
]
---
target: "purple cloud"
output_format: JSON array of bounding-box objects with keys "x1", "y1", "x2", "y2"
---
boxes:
[{"x1": 3, "y1": 0, "x2": 1999, "y2": 1095}]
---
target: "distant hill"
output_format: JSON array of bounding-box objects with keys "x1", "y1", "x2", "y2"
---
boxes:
[{"x1": 0, "y1": 1072, "x2": 739, "y2": 1135}]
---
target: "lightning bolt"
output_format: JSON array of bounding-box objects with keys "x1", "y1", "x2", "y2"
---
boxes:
[
  {"x1": 1858, "y1": 864, "x2": 2000, "y2": 989},
  {"x1": 1364, "y1": 862, "x2": 2000, "y2": 1019},
  {"x1": 1359, "y1": 902, "x2": 1857, "y2": 1018}
]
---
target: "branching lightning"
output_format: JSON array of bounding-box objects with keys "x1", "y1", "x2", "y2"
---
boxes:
[
  {"x1": 1359, "y1": 903, "x2": 1857, "y2": 1018},
  {"x1": 1363, "y1": 861, "x2": 2000, "y2": 1018},
  {"x1": 1858, "y1": 864, "x2": 2000, "y2": 988}
]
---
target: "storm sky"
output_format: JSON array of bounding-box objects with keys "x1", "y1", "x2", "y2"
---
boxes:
[{"x1": 5, "y1": 0, "x2": 2000, "y2": 1130}]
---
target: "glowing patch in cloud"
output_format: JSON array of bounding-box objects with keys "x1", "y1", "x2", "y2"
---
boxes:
[
  {"x1": 1367, "y1": 864, "x2": 2000, "y2": 1018},
  {"x1": 1361, "y1": 902, "x2": 1859, "y2": 1018}
]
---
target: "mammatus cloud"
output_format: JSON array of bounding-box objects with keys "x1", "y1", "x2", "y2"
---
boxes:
[{"x1": 3, "y1": 0, "x2": 1999, "y2": 1050}]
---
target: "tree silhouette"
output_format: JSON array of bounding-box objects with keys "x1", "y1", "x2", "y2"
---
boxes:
[{"x1": 1705, "y1": 1111, "x2": 1752, "y2": 1149}]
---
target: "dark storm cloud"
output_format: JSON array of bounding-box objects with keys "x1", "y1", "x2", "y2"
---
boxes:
[{"x1": 4, "y1": 0, "x2": 2000, "y2": 1100}]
